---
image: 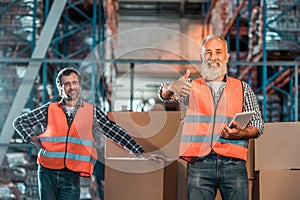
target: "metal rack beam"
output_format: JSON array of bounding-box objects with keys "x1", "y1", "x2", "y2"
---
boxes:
[{"x1": 0, "y1": 0, "x2": 68, "y2": 165}]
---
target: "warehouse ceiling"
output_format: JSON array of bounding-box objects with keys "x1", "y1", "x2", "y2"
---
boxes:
[
  {"x1": 1, "y1": 0, "x2": 299, "y2": 113},
  {"x1": 118, "y1": 0, "x2": 208, "y2": 19}
]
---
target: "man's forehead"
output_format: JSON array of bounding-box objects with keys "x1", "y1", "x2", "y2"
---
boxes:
[{"x1": 205, "y1": 38, "x2": 226, "y2": 49}]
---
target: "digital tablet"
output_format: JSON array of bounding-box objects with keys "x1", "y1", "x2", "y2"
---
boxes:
[{"x1": 228, "y1": 111, "x2": 255, "y2": 129}]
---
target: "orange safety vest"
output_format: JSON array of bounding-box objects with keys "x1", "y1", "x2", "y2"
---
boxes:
[
  {"x1": 179, "y1": 77, "x2": 249, "y2": 161},
  {"x1": 37, "y1": 102, "x2": 97, "y2": 177}
]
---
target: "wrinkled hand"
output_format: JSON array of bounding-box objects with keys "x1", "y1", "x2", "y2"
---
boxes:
[
  {"x1": 221, "y1": 121, "x2": 243, "y2": 140},
  {"x1": 222, "y1": 122, "x2": 260, "y2": 140},
  {"x1": 169, "y1": 70, "x2": 192, "y2": 97},
  {"x1": 139, "y1": 152, "x2": 166, "y2": 163}
]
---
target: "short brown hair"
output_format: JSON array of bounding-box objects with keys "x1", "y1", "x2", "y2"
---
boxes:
[{"x1": 55, "y1": 67, "x2": 81, "y2": 91}]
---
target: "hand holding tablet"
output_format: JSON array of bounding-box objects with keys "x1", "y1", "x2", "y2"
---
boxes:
[{"x1": 228, "y1": 111, "x2": 255, "y2": 129}]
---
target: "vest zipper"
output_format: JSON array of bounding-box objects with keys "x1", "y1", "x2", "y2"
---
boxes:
[
  {"x1": 209, "y1": 85, "x2": 225, "y2": 150},
  {"x1": 64, "y1": 119, "x2": 73, "y2": 168}
]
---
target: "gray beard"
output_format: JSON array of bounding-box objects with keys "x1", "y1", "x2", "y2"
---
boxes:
[{"x1": 201, "y1": 61, "x2": 227, "y2": 81}]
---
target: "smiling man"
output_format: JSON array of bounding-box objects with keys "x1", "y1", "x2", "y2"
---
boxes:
[
  {"x1": 59, "y1": 71, "x2": 81, "y2": 103},
  {"x1": 13, "y1": 67, "x2": 164, "y2": 200},
  {"x1": 159, "y1": 34, "x2": 264, "y2": 200}
]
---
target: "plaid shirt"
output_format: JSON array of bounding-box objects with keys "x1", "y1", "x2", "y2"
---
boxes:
[
  {"x1": 13, "y1": 99, "x2": 144, "y2": 155},
  {"x1": 159, "y1": 75, "x2": 264, "y2": 136}
]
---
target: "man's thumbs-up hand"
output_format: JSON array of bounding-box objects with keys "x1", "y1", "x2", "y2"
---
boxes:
[
  {"x1": 179, "y1": 69, "x2": 191, "y2": 82},
  {"x1": 168, "y1": 70, "x2": 192, "y2": 98}
]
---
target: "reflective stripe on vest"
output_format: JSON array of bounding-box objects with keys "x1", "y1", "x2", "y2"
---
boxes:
[
  {"x1": 179, "y1": 77, "x2": 248, "y2": 161},
  {"x1": 37, "y1": 102, "x2": 97, "y2": 177}
]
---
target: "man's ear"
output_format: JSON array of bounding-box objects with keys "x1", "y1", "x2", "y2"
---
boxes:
[
  {"x1": 57, "y1": 86, "x2": 63, "y2": 95},
  {"x1": 226, "y1": 52, "x2": 230, "y2": 62}
]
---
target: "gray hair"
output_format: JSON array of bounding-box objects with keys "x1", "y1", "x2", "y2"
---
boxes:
[{"x1": 201, "y1": 34, "x2": 228, "y2": 56}]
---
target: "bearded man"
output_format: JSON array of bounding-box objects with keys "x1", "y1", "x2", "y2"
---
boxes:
[{"x1": 159, "y1": 34, "x2": 264, "y2": 200}]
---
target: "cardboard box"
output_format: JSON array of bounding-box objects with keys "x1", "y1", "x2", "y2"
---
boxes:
[
  {"x1": 176, "y1": 158, "x2": 188, "y2": 200},
  {"x1": 104, "y1": 111, "x2": 183, "y2": 200},
  {"x1": 104, "y1": 159, "x2": 178, "y2": 200},
  {"x1": 105, "y1": 111, "x2": 183, "y2": 160},
  {"x1": 247, "y1": 139, "x2": 255, "y2": 179},
  {"x1": 258, "y1": 170, "x2": 300, "y2": 200},
  {"x1": 255, "y1": 122, "x2": 300, "y2": 170}
]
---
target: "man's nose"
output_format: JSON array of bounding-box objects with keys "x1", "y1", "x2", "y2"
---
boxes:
[
  {"x1": 70, "y1": 83, "x2": 75, "y2": 89},
  {"x1": 210, "y1": 52, "x2": 218, "y2": 60}
]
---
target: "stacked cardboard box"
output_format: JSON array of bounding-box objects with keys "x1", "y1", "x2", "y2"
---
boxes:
[
  {"x1": 105, "y1": 111, "x2": 183, "y2": 200},
  {"x1": 255, "y1": 122, "x2": 300, "y2": 200}
]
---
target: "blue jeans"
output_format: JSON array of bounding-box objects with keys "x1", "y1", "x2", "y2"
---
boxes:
[
  {"x1": 187, "y1": 152, "x2": 248, "y2": 200},
  {"x1": 38, "y1": 165, "x2": 80, "y2": 200}
]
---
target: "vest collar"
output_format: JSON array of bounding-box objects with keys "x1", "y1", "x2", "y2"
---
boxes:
[{"x1": 59, "y1": 98, "x2": 84, "y2": 108}]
